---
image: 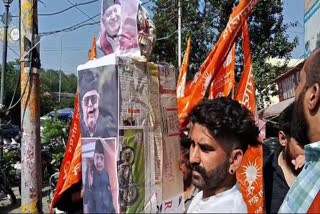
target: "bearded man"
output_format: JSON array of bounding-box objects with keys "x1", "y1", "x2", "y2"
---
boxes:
[
  {"x1": 279, "y1": 48, "x2": 320, "y2": 213},
  {"x1": 187, "y1": 97, "x2": 260, "y2": 213},
  {"x1": 264, "y1": 102, "x2": 305, "y2": 213}
]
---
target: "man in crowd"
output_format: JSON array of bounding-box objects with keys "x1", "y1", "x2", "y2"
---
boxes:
[
  {"x1": 264, "y1": 102, "x2": 305, "y2": 213},
  {"x1": 187, "y1": 97, "x2": 260, "y2": 213},
  {"x1": 279, "y1": 48, "x2": 320, "y2": 213},
  {"x1": 179, "y1": 134, "x2": 199, "y2": 212},
  {"x1": 84, "y1": 139, "x2": 115, "y2": 213}
]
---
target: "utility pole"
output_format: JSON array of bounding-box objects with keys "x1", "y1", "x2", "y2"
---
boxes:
[
  {"x1": 178, "y1": 0, "x2": 181, "y2": 68},
  {"x1": 20, "y1": 0, "x2": 42, "y2": 212},
  {"x1": 59, "y1": 38, "x2": 62, "y2": 103},
  {"x1": 0, "y1": 0, "x2": 13, "y2": 160}
]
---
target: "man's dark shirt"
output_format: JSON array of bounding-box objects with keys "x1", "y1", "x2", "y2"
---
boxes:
[
  {"x1": 84, "y1": 168, "x2": 115, "y2": 213},
  {"x1": 263, "y1": 148, "x2": 290, "y2": 214}
]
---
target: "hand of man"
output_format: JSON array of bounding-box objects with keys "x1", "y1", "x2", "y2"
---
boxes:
[{"x1": 291, "y1": 155, "x2": 305, "y2": 171}]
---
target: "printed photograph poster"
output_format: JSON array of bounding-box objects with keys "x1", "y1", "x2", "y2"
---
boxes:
[
  {"x1": 118, "y1": 129, "x2": 145, "y2": 213},
  {"x1": 78, "y1": 61, "x2": 118, "y2": 139},
  {"x1": 82, "y1": 138, "x2": 119, "y2": 213},
  {"x1": 98, "y1": 0, "x2": 140, "y2": 56},
  {"x1": 118, "y1": 58, "x2": 150, "y2": 127}
]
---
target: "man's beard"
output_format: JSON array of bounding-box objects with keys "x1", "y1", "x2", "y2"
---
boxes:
[
  {"x1": 283, "y1": 145, "x2": 302, "y2": 176},
  {"x1": 291, "y1": 90, "x2": 310, "y2": 145},
  {"x1": 190, "y1": 158, "x2": 229, "y2": 191}
]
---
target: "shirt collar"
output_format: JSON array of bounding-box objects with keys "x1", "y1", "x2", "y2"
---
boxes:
[
  {"x1": 202, "y1": 182, "x2": 240, "y2": 201},
  {"x1": 304, "y1": 141, "x2": 320, "y2": 163}
]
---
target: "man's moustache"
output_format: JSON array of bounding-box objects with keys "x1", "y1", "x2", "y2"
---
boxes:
[{"x1": 190, "y1": 163, "x2": 207, "y2": 177}]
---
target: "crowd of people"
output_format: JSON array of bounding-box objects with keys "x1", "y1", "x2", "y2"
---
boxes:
[
  {"x1": 180, "y1": 48, "x2": 320, "y2": 213},
  {"x1": 54, "y1": 48, "x2": 320, "y2": 213}
]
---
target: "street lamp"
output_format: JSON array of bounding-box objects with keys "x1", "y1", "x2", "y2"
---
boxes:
[{"x1": 0, "y1": 0, "x2": 14, "y2": 160}]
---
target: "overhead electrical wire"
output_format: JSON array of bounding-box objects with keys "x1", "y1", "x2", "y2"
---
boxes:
[
  {"x1": 39, "y1": 14, "x2": 100, "y2": 36},
  {"x1": 65, "y1": 0, "x2": 100, "y2": 26},
  {"x1": 39, "y1": 0, "x2": 98, "y2": 16}
]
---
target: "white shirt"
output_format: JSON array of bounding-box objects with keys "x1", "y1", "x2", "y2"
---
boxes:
[{"x1": 187, "y1": 182, "x2": 248, "y2": 213}]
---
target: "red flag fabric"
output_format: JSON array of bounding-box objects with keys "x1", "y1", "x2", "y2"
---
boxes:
[
  {"x1": 177, "y1": 37, "x2": 191, "y2": 127},
  {"x1": 51, "y1": 36, "x2": 97, "y2": 213},
  {"x1": 235, "y1": 19, "x2": 264, "y2": 214},
  {"x1": 307, "y1": 192, "x2": 320, "y2": 213},
  {"x1": 208, "y1": 43, "x2": 236, "y2": 99},
  {"x1": 50, "y1": 93, "x2": 82, "y2": 212},
  {"x1": 177, "y1": 0, "x2": 259, "y2": 130},
  {"x1": 234, "y1": 23, "x2": 256, "y2": 112}
]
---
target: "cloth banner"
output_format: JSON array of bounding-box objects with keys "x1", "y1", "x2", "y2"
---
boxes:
[
  {"x1": 235, "y1": 19, "x2": 264, "y2": 214},
  {"x1": 177, "y1": 0, "x2": 259, "y2": 130},
  {"x1": 177, "y1": 37, "x2": 191, "y2": 125},
  {"x1": 98, "y1": 0, "x2": 140, "y2": 57},
  {"x1": 208, "y1": 42, "x2": 236, "y2": 99},
  {"x1": 50, "y1": 93, "x2": 82, "y2": 212}
]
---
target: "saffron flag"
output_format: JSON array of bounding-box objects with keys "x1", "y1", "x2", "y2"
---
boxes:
[
  {"x1": 235, "y1": 19, "x2": 264, "y2": 214},
  {"x1": 50, "y1": 93, "x2": 82, "y2": 213},
  {"x1": 178, "y1": 0, "x2": 259, "y2": 130},
  {"x1": 51, "y1": 36, "x2": 97, "y2": 213},
  {"x1": 89, "y1": 35, "x2": 97, "y2": 60},
  {"x1": 308, "y1": 192, "x2": 320, "y2": 213},
  {"x1": 177, "y1": 37, "x2": 191, "y2": 127},
  {"x1": 208, "y1": 43, "x2": 236, "y2": 99}
]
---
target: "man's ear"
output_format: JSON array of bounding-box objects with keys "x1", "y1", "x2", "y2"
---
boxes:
[
  {"x1": 229, "y1": 149, "x2": 244, "y2": 174},
  {"x1": 307, "y1": 83, "x2": 320, "y2": 111},
  {"x1": 278, "y1": 131, "x2": 288, "y2": 147}
]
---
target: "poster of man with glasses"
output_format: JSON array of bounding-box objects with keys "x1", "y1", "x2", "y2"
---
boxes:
[
  {"x1": 78, "y1": 64, "x2": 118, "y2": 138},
  {"x1": 98, "y1": 0, "x2": 140, "y2": 56}
]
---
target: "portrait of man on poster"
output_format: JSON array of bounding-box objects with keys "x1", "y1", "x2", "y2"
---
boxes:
[
  {"x1": 99, "y1": 0, "x2": 139, "y2": 56},
  {"x1": 78, "y1": 68, "x2": 118, "y2": 138},
  {"x1": 84, "y1": 139, "x2": 116, "y2": 213}
]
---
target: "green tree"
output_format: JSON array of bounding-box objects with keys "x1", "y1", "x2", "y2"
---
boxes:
[
  {"x1": 0, "y1": 60, "x2": 77, "y2": 125},
  {"x1": 151, "y1": 0, "x2": 298, "y2": 108}
]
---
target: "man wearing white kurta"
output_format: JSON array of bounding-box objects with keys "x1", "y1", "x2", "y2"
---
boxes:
[
  {"x1": 188, "y1": 183, "x2": 247, "y2": 213},
  {"x1": 186, "y1": 98, "x2": 259, "y2": 213}
]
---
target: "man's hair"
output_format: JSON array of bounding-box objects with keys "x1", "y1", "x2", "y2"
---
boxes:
[
  {"x1": 278, "y1": 102, "x2": 294, "y2": 137},
  {"x1": 189, "y1": 97, "x2": 259, "y2": 153},
  {"x1": 304, "y1": 48, "x2": 320, "y2": 88}
]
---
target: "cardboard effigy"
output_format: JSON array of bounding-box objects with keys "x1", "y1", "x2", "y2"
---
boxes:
[{"x1": 77, "y1": 55, "x2": 183, "y2": 213}]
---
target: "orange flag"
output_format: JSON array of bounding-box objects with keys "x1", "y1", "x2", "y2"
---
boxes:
[
  {"x1": 178, "y1": 0, "x2": 259, "y2": 130},
  {"x1": 51, "y1": 36, "x2": 97, "y2": 213},
  {"x1": 89, "y1": 35, "x2": 97, "y2": 60},
  {"x1": 235, "y1": 19, "x2": 264, "y2": 214},
  {"x1": 50, "y1": 93, "x2": 82, "y2": 213},
  {"x1": 177, "y1": 37, "x2": 191, "y2": 126},
  {"x1": 208, "y1": 43, "x2": 236, "y2": 99}
]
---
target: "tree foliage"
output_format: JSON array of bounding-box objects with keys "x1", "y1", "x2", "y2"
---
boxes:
[
  {"x1": 1, "y1": 60, "x2": 77, "y2": 125},
  {"x1": 151, "y1": 0, "x2": 298, "y2": 108}
]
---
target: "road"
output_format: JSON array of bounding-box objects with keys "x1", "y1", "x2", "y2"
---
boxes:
[{"x1": 0, "y1": 186, "x2": 51, "y2": 213}]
